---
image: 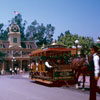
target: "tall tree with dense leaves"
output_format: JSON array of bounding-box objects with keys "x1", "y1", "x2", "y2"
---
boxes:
[
  {"x1": 58, "y1": 30, "x2": 75, "y2": 48},
  {"x1": 58, "y1": 30, "x2": 94, "y2": 55},
  {"x1": 45, "y1": 24, "x2": 55, "y2": 45},
  {"x1": 26, "y1": 20, "x2": 38, "y2": 41},
  {"x1": 26, "y1": 20, "x2": 55, "y2": 47},
  {"x1": 0, "y1": 23, "x2": 9, "y2": 40},
  {"x1": 58, "y1": 33, "x2": 64, "y2": 41},
  {"x1": 0, "y1": 23, "x2": 4, "y2": 40}
]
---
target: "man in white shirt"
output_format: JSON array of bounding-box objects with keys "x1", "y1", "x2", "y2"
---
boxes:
[
  {"x1": 89, "y1": 45, "x2": 100, "y2": 100},
  {"x1": 45, "y1": 58, "x2": 53, "y2": 71}
]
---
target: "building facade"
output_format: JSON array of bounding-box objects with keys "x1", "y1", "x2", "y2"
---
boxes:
[{"x1": 0, "y1": 24, "x2": 37, "y2": 72}]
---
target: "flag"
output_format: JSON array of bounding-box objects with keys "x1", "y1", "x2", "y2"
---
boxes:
[{"x1": 14, "y1": 11, "x2": 19, "y2": 15}]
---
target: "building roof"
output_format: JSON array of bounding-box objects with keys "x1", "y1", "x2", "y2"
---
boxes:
[{"x1": 0, "y1": 40, "x2": 37, "y2": 49}]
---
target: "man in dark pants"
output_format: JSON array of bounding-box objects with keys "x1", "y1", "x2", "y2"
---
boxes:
[{"x1": 89, "y1": 45, "x2": 100, "y2": 100}]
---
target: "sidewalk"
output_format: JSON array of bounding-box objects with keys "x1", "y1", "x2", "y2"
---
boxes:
[{"x1": 21, "y1": 73, "x2": 29, "y2": 78}]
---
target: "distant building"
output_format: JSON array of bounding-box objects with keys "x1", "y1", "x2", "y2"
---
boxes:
[{"x1": 0, "y1": 24, "x2": 37, "y2": 72}]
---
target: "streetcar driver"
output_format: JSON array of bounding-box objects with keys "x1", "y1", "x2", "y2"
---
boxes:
[{"x1": 45, "y1": 58, "x2": 53, "y2": 71}]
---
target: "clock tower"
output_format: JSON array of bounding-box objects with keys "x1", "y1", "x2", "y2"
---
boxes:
[{"x1": 8, "y1": 24, "x2": 21, "y2": 48}]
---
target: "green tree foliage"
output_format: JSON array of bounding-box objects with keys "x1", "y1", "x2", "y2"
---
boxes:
[
  {"x1": 2, "y1": 28, "x2": 9, "y2": 40},
  {"x1": 0, "y1": 23, "x2": 8, "y2": 40},
  {"x1": 0, "y1": 23, "x2": 4, "y2": 40},
  {"x1": 58, "y1": 30, "x2": 94, "y2": 55},
  {"x1": 0, "y1": 13, "x2": 95, "y2": 52},
  {"x1": 0, "y1": 14, "x2": 55, "y2": 48},
  {"x1": 26, "y1": 20, "x2": 55, "y2": 47}
]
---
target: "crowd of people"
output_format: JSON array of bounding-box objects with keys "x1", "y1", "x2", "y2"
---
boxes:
[
  {"x1": 0, "y1": 67, "x2": 26, "y2": 75},
  {"x1": 30, "y1": 57, "x2": 65, "y2": 73},
  {"x1": 9, "y1": 67, "x2": 25, "y2": 75}
]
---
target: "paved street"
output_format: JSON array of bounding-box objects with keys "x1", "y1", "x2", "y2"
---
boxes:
[
  {"x1": 78, "y1": 76, "x2": 100, "y2": 87},
  {"x1": 0, "y1": 74, "x2": 100, "y2": 100}
]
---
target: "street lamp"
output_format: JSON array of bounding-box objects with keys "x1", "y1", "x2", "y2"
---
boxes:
[
  {"x1": 97, "y1": 37, "x2": 100, "y2": 43},
  {"x1": 75, "y1": 40, "x2": 79, "y2": 44},
  {"x1": 77, "y1": 45, "x2": 82, "y2": 55},
  {"x1": 72, "y1": 45, "x2": 76, "y2": 49},
  {"x1": 72, "y1": 40, "x2": 82, "y2": 56},
  {"x1": 75, "y1": 40, "x2": 79, "y2": 55},
  {"x1": 96, "y1": 37, "x2": 100, "y2": 50}
]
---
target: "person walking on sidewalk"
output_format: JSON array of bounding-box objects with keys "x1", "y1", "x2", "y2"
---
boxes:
[{"x1": 89, "y1": 45, "x2": 100, "y2": 100}]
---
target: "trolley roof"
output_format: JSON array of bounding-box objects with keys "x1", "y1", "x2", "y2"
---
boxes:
[{"x1": 29, "y1": 44, "x2": 76, "y2": 56}]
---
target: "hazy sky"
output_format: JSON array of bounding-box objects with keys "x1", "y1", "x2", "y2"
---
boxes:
[{"x1": 0, "y1": 0, "x2": 100, "y2": 41}]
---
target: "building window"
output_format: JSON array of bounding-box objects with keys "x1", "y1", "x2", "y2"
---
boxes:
[{"x1": 13, "y1": 38, "x2": 17, "y2": 43}]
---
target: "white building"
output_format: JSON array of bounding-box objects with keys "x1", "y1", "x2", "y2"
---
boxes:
[{"x1": 0, "y1": 24, "x2": 37, "y2": 72}]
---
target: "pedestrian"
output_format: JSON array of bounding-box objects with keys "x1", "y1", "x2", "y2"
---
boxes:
[
  {"x1": 1, "y1": 69, "x2": 4, "y2": 75},
  {"x1": 10, "y1": 68, "x2": 12, "y2": 75},
  {"x1": 45, "y1": 58, "x2": 53, "y2": 71},
  {"x1": 89, "y1": 45, "x2": 100, "y2": 100},
  {"x1": 20, "y1": 68, "x2": 23, "y2": 74},
  {"x1": 17, "y1": 68, "x2": 20, "y2": 74},
  {"x1": 12, "y1": 69, "x2": 14, "y2": 74},
  {"x1": 45, "y1": 58, "x2": 53, "y2": 77},
  {"x1": 14, "y1": 67, "x2": 17, "y2": 74}
]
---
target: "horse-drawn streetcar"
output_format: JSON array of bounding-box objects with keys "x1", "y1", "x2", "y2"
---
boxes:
[{"x1": 29, "y1": 44, "x2": 76, "y2": 86}]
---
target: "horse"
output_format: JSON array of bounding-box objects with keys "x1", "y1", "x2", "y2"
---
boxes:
[{"x1": 71, "y1": 56, "x2": 89, "y2": 89}]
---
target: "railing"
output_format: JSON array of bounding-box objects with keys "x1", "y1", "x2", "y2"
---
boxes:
[{"x1": 53, "y1": 65, "x2": 72, "y2": 80}]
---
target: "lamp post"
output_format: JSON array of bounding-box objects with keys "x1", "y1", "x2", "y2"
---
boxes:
[
  {"x1": 75, "y1": 40, "x2": 79, "y2": 55},
  {"x1": 97, "y1": 37, "x2": 100, "y2": 43},
  {"x1": 96, "y1": 37, "x2": 100, "y2": 51},
  {"x1": 72, "y1": 40, "x2": 82, "y2": 56},
  {"x1": 77, "y1": 45, "x2": 82, "y2": 55}
]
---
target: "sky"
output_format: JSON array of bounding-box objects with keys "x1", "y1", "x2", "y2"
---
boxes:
[{"x1": 0, "y1": 0, "x2": 100, "y2": 42}]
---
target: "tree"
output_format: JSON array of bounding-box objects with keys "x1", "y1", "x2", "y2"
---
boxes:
[
  {"x1": 79, "y1": 36, "x2": 94, "y2": 55},
  {"x1": 58, "y1": 33, "x2": 64, "y2": 41},
  {"x1": 0, "y1": 23, "x2": 4, "y2": 36},
  {"x1": 0, "y1": 23, "x2": 4, "y2": 40},
  {"x1": 45, "y1": 24, "x2": 55, "y2": 44},
  {"x1": 26, "y1": 20, "x2": 38, "y2": 40},
  {"x1": 58, "y1": 30, "x2": 74, "y2": 48},
  {"x1": 0, "y1": 23, "x2": 9, "y2": 40},
  {"x1": 0, "y1": 14, "x2": 55, "y2": 47},
  {"x1": 36, "y1": 23, "x2": 46, "y2": 47},
  {"x1": 57, "y1": 30, "x2": 95, "y2": 55},
  {"x1": 26, "y1": 20, "x2": 55, "y2": 47}
]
